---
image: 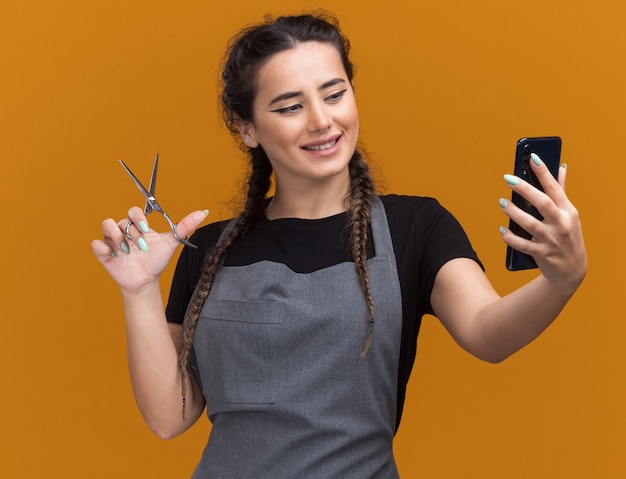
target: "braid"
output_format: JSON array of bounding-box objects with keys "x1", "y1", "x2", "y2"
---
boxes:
[
  {"x1": 179, "y1": 148, "x2": 272, "y2": 418},
  {"x1": 347, "y1": 150, "x2": 376, "y2": 360}
]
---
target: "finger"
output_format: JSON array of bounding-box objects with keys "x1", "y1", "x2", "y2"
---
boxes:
[
  {"x1": 117, "y1": 219, "x2": 149, "y2": 252},
  {"x1": 504, "y1": 172, "x2": 560, "y2": 226},
  {"x1": 104, "y1": 217, "x2": 127, "y2": 244},
  {"x1": 91, "y1": 238, "x2": 116, "y2": 262},
  {"x1": 103, "y1": 218, "x2": 132, "y2": 255},
  {"x1": 528, "y1": 153, "x2": 568, "y2": 207},
  {"x1": 94, "y1": 217, "x2": 129, "y2": 258},
  {"x1": 113, "y1": 206, "x2": 150, "y2": 252},
  {"x1": 174, "y1": 209, "x2": 210, "y2": 240},
  {"x1": 499, "y1": 197, "x2": 543, "y2": 239},
  {"x1": 499, "y1": 225, "x2": 540, "y2": 258},
  {"x1": 116, "y1": 217, "x2": 139, "y2": 242},
  {"x1": 127, "y1": 206, "x2": 150, "y2": 235},
  {"x1": 557, "y1": 163, "x2": 567, "y2": 189}
]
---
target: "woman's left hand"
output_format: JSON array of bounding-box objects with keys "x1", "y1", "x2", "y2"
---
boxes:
[{"x1": 499, "y1": 153, "x2": 587, "y2": 293}]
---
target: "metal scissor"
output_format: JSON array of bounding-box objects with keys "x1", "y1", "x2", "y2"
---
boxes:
[{"x1": 119, "y1": 154, "x2": 197, "y2": 249}]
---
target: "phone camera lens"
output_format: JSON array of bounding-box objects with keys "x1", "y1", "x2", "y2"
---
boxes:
[{"x1": 523, "y1": 145, "x2": 531, "y2": 174}]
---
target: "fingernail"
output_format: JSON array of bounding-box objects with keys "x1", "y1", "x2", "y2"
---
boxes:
[
  {"x1": 499, "y1": 226, "x2": 507, "y2": 235},
  {"x1": 137, "y1": 237, "x2": 149, "y2": 252},
  {"x1": 111, "y1": 251, "x2": 118, "y2": 258},
  {"x1": 561, "y1": 163, "x2": 567, "y2": 170},
  {"x1": 499, "y1": 198, "x2": 509, "y2": 209},
  {"x1": 121, "y1": 241, "x2": 131, "y2": 255},
  {"x1": 202, "y1": 209, "x2": 209, "y2": 216},
  {"x1": 530, "y1": 153, "x2": 543, "y2": 166},
  {"x1": 504, "y1": 174, "x2": 520, "y2": 186},
  {"x1": 138, "y1": 220, "x2": 149, "y2": 233}
]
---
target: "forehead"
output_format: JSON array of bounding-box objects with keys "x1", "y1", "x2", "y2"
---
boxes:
[{"x1": 255, "y1": 42, "x2": 346, "y2": 97}]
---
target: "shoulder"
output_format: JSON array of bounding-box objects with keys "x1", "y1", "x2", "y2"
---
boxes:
[
  {"x1": 190, "y1": 219, "x2": 233, "y2": 248},
  {"x1": 177, "y1": 219, "x2": 233, "y2": 271},
  {"x1": 379, "y1": 193, "x2": 441, "y2": 209},
  {"x1": 379, "y1": 194, "x2": 457, "y2": 235},
  {"x1": 378, "y1": 193, "x2": 479, "y2": 266},
  {"x1": 379, "y1": 194, "x2": 448, "y2": 220}
]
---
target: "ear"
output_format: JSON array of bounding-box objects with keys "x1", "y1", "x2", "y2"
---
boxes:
[{"x1": 235, "y1": 119, "x2": 259, "y2": 149}]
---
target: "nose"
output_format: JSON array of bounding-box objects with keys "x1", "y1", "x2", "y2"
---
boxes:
[{"x1": 308, "y1": 101, "x2": 332, "y2": 132}]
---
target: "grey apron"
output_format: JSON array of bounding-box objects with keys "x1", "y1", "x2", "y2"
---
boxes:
[{"x1": 190, "y1": 196, "x2": 403, "y2": 478}]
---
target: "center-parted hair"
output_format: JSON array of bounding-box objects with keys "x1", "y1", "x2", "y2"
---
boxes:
[{"x1": 179, "y1": 13, "x2": 376, "y2": 417}]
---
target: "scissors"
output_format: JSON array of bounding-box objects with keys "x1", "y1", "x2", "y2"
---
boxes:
[{"x1": 119, "y1": 153, "x2": 197, "y2": 249}]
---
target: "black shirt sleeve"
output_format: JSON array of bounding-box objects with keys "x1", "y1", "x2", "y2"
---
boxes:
[
  {"x1": 165, "y1": 220, "x2": 229, "y2": 325},
  {"x1": 381, "y1": 194, "x2": 482, "y2": 316}
]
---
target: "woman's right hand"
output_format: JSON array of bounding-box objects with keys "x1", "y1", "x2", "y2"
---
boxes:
[{"x1": 91, "y1": 206, "x2": 209, "y2": 294}]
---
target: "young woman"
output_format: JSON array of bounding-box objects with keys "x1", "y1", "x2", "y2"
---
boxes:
[{"x1": 91, "y1": 13, "x2": 587, "y2": 478}]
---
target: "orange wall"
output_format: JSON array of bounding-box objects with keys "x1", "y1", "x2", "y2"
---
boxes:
[{"x1": 1, "y1": 1, "x2": 623, "y2": 477}]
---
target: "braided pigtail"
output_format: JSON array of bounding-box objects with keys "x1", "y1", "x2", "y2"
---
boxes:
[
  {"x1": 347, "y1": 150, "x2": 376, "y2": 360},
  {"x1": 179, "y1": 148, "x2": 272, "y2": 418},
  {"x1": 181, "y1": 11, "x2": 362, "y2": 411}
]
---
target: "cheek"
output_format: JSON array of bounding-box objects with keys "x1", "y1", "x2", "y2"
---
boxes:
[
  {"x1": 341, "y1": 101, "x2": 359, "y2": 129},
  {"x1": 352, "y1": 110, "x2": 360, "y2": 130},
  {"x1": 344, "y1": 106, "x2": 359, "y2": 140},
  {"x1": 257, "y1": 125, "x2": 295, "y2": 154}
]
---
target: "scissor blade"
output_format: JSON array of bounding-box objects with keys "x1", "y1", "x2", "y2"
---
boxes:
[
  {"x1": 119, "y1": 159, "x2": 151, "y2": 199},
  {"x1": 148, "y1": 153, "x2": 159, "y2": 197}
]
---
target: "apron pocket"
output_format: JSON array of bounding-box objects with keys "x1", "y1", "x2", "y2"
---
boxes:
[{"x1": 195, "y1": 299, "x2": 284, "y2": 405}]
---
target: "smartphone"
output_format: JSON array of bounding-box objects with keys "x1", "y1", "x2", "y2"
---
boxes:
[{"x1": 506, "y1": 136, "x2": 562, "y2": 271}]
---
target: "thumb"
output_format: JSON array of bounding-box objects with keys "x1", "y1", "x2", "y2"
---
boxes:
[
  {"x1": 175, "y1": 209, "x2": 210, "y2": 239},
  {"x1": 557, "y1": 163, "x2": 567, "y2": 190}
]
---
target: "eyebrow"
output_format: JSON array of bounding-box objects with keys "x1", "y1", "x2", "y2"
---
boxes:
[{"x1": 268, "y1": 78, "x2": 346, "y2": 107}]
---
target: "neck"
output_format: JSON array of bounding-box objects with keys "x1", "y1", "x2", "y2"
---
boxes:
[{"x1": 266, "y1": 173, "x2": 351, "y2": 220}]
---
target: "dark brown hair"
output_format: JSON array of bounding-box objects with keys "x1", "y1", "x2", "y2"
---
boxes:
[{"x1": 179, "y1": 13, "x2": 376, "y2": 417}]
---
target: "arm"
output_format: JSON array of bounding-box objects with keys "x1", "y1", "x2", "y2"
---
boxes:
[
  {"x1": 431, "y1": 156, "x2": 587, "y2": 363},
  {"x1": 91, "y1": 207, "x2": 208, "y2": 438},
  {"x1": 121, "y1": 284, "x2": 206, "y2": 439},
  {"x1": 431, "y1": 258, "x2": 580, "y2": 363}
]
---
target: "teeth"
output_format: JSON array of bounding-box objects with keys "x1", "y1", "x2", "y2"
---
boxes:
[{"x1": 305, "y1": 139, "x2": 337, "y2": 151}]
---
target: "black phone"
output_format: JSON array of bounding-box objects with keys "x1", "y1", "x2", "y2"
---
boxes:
[{"x1": 506, "y1": 136, "x2": 562, "y2": 271}]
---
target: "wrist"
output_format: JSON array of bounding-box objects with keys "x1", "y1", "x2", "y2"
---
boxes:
[
  {"x1": 120, "y1": 279, "x2": 162, "y2": 301},
  {"x1": 541, "y1": 266, "x2": 586, "y2": 298}
]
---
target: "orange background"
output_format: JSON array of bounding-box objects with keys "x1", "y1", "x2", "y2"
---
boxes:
[{"x1": 1, "y1": 0, "x2": 624, "y2": 477}]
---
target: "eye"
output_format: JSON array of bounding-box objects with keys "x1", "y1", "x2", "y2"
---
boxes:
[
  {"x1": 271, "y1": 104, "x2": 302, "y2": 114},
  {"x1": 325, "y1": 89, "x2": 347, "y2": 103}
]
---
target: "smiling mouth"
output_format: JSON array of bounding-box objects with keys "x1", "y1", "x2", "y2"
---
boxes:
[{"x1": 302, "y1": 137, "x2": 340, "y2": 151}]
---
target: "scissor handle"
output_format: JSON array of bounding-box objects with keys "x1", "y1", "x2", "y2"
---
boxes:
[{"x1": 161, "y1": 211, "x2": 198, "y2": 249}]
